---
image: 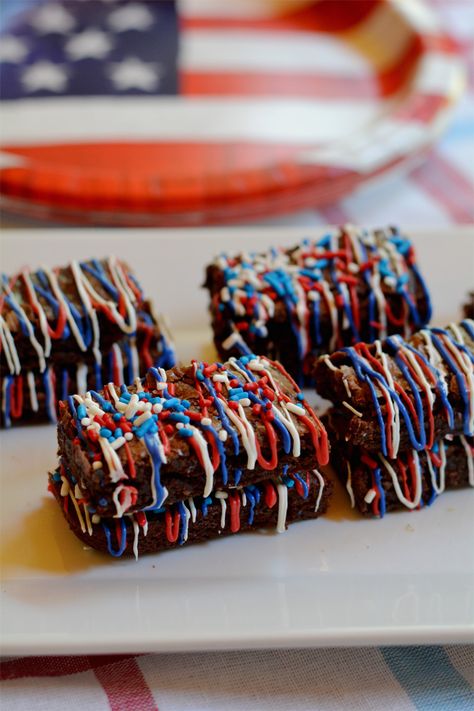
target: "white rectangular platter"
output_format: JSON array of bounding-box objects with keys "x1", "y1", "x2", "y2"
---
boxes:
[{"x1": 1, "y1": 227, "x2": 473, "y2": 655}]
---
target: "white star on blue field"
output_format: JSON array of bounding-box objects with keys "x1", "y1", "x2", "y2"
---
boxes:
[{"x1": 1, "y1": 0, "x2": 178, "y2": 98}]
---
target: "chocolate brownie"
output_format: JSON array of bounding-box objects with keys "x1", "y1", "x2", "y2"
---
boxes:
[
  {"x1": 57, "y1": 355, "x2": 330, "y2": 518},
  {"x1": 314, "y1": 320, "x2": 474, "y2": 455},
  {"x1": 1, "y1": 257, "x2": 175, "y2": 427},
  {"x1": 49, "y1": 466, "x2": 332, "y2": 558},
  {"x1": 464, "y1": 292, "x2": 474, "y2": 320},
  {"x1": 329, "y1": 431, "x2": 473, "y2": 517},
  {"x1": 204, "y1": 226, "x2": 432, "y2": 385}
]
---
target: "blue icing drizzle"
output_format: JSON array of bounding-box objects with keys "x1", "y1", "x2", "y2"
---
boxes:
[{"x1": 102, "y1": 519, "x2": 127, "y2": 557}]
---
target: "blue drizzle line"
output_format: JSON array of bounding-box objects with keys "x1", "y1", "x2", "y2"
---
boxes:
[
  {"x1": 102, "y1": 519, "x2": 127, "y2": 557},
  {"x1": 461, "y1": 319, "x2": 474, "y2": 340},
  {"x1": 234, "y1": 469, "x2": 242, "y2": 486},
  {"x1": 122, "y1": 341, "x2": 134, "y2": 385},
  {"x1": 61, "y1": 368, "x2": 69, "y2": 401},
  {"x1": 143, "y1": 432, "x2": 167, "y2": 509},
  {"x1": 201, "y1": 496, "x2": 212, "y2": 517},
  {"x1": 42, "y1": 369, "x2": 56, "y2": 423},
  {"x1": 410, "y1": 262, "x2": 432, "y2": 325},
  {"x1": 403, "y1": 341, "x2": 454, "y2": 429},
  {"x1": 3, "y1": 376, "x2": 13, "y2": 427},
  {"x1": 372, "y1": 467, "x2": 386, "y2": 518},
  {"x1": 68, "y1": 395, "x2": 85, "y2": 443},
  {"x1": 293, "y1": 472, "x2": 309, "y2": 499},
  {"x1": 341, "y1": 346, "x2": 427, "y2": 455},
  {"x1": 178, "y1": 502, "x2": 187, "y2": 545},
  {"x1": 89, "y1": 389, "x2": 114, "y2": 413},
  {"x1": 94, "y1": 361, "x2": 102, "y2": 391},
  {"x1": 431, "y1": 330, "x2": 472, "y2": 435},
  {"x1": 388, "y1": 338, "x2": 426, "y2": 449},
  {"x1": 200, "y1": 370, "x2": 240, "y2": 456},
  {"x1": 312, "y1": 295, "x2": 322, "y2": 347},
  {"x1": 4, "y1": 295, "x2": 30, "y2": 337},
  {"x1": 80, "y1": 261, "x2": 119, "y2": 300},
  {"x1": 33, "y1": 284, "x2": 71, "y2": 340}
]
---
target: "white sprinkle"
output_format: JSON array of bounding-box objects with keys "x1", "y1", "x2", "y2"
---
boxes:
[
  {"x1": 220, "y1": 286, "x2": 230, "y2": 302},
  {"x1": 155, "y1": 382, "x2": 166, "y2": 391},
  {"x1": 111, "y1": 436, "x2": 126, "y2": 450},
  {"x1": 153, "y1": 403, "x2": 163, "y2": 414},
  {"x1": 91, "y1": 514, "x2": 101, "y2": 524},
  {"x1": 384, "y1": 276, "x2": 397, "y2": 288},
  {"x1": 307, "y1": 291, "x2": 319, "y2": 302},
  {"x1": 92, "y1": 461, "x2": 103, "y2": 470},
  {"x1": 286, "y1": 402, "x2": 306, "y2": 416},
  {"x1": 81, "y1": 417, "x2": 91, "y2": 426},
  {"x1": 248, "y1": 360, "x2": 264, "y2": 371},
  {"x1": 342, "y1": 401, "x2": 363, "y2": 417},
  {"x1": 124, "y1": 432, "x2": 133, "y2": 441},
  {"x1": 212, "y1": 374, "x2": 227, "y2": 382},
  {"x1": 348, "y1": 262, "x2": 359, "y2": 274},
  {"x1": 124, "y1": 393, "x2": 139, "y2": 420},
  {"x1": 74, "y1": 483, "x2": 83, "y2": 499},
  {"x1": 343, "y1": 378, "x2": 352, "y2": 399},
  {"x1": 364, "y1": 489, "x2": 376, "y2": 504},
  {"x1": 176, "y1": 422, "x2": 184, "y2": 429},
  {"x1": 60, "y1": 477, "x2": 70, "y2": 497},
  {"x1": 218, "y1": 429, "x2": 228, "y2": 442},
  {"x1": 215, "y1": 491, "x2": 228, "y2": 529},
  {"x1": 240, "y1": 397, "x2": 251, "y2": 407},
  {"x1": 201, "y1": 417, "x2": 212, "y2": 426},
  {"x1": 276, "y1": 483, "x2": 288, "y2": 533},
  {"x1": 133, "y1": 410, "x2": 151, "y2": 427}
]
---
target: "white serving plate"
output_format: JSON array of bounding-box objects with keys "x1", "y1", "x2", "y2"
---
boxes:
[{"x1": 1, "y1": 227, "x2": 473, "y2": 655}]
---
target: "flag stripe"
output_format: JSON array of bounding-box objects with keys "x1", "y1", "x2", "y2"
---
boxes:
[
  {"x1": 410, "y1": 151, "x2": 474, "y2": 223},
  {"x1": 0, "y1": 655, "x2": 139, "y2": 681}
]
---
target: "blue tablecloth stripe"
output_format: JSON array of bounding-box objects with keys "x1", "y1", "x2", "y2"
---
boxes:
[{"x1": 381, "y1": 646, "x2": 474, "y2": 710}]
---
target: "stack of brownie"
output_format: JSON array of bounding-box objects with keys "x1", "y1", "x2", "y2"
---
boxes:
[
  {"x1": 50, "y1": 355, "x2": 331, "y2": 557},
  {"x1": 314, "y1": 320, "x2": 474, "y2": 516},
  {"x1": 204, "y1": 226, "x2": 432, "y2": 384},
  {"x1": 0, "y1": 257, "x2": 175, "y2": 427}
]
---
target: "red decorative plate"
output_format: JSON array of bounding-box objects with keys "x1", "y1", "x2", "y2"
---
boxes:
[{"x1": 0, "y1": 0, "x2": 465, "y2": 225}]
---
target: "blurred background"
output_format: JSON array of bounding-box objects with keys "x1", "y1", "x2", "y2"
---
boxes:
[{"x1": 0, "y1": 0, "x2": 473, "y2": 228}]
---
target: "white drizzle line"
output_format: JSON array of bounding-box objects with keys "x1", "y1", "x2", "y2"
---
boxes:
[
  {"x1": 345, "y1": 461, "x2": 355, "y2": 508},
  {"x1": 188, "y1": 496, "x2": 197, "y2": 523},
  {"x1": 342, "y1": 401, "x2": 363, "y2": 418},
  {"x1": 62, "y1": 475, "x2": 86, "y2": 534},
  {"x1": 426, "y1": 442, "x2": 446, "y2": 495},
  {"x1": 70, "y1": 260, "x2": 101, "y2": 363},
  {"x1": 215, "y1": 491, "x2": 228, "y2": 529},
  {"x1": 21, "y1": 270, "x2": 52, "y2": 357},
  {"x1": 313, "y1": 469, "x2": 325, "y2": 512},
  {"x1": 43, "y1": 264, "x2": 88, "y2": 352},
  {"x1": 0, "y1": 315, "x2": 21, "y2": 374},
  {"x1": 188, "y1": 425, "x2": 215, "y2": 497},
  {"x1": 180, "y1": 501, "x2": 191, "y2": 542},
  {"x1": 132, "y1": 518, "x2": 140, "y2": 560},
  {"x1": 83, "y1": 504, "x2": 93, "y2": 536},
  {"x1": 378, "y1": 451, "x2": 422, "y2": 509},
  {"x1": 2, "y1": 289, "x2": 47, "y2": 372},
  {"x1": 76, "y1": 363, "x2": 88, "y2": 394},
  {"x1": 460, "y1": 436, "x2": 474, "y2": 486},
  {"x1": 276, "y1": 483, "x2": 288, "y2": 533},
  {"x1": 111, "y1": 343, "x2": 124, "y2": 385},
  {"x1": 27, "y1": 371, "x2": 39, "y2": 412}
]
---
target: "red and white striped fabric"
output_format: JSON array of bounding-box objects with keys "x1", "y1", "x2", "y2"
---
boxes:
[{"x1": 0, "y1": 0, "x2": 467, "y2": 225}]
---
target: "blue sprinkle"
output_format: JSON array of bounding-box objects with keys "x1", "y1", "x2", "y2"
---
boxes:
[
  {"x1": 113, "y1": 413, "x2": 122, "y2": 421},
  {"x1": 52, "y1": 471, "x2": 61, "y2": 482},
  {"x1": 114, "y1": 428, "x2": 123, "y2": 438},
  {"x1": 163, "y1": 398, "x2": 180, "y2": 409},
  {"x1": 168, "y1": 413, "x2": 190, "y2": 424},
  {"x1": 77, "y1": 404, "x2": 87, "y2": 420},
  {"x1": 99, "y1": 497, "x2": 108, "y2": 507},
  {"x1": 181, "y1": 399, "x2": 191, "y2": 408},
  {"x1": 296, "y1": 393, "x2": 305, "y2": 401},
  {"x1": 179, "y1": 428, "x2": 194, "y2": 437},
  {"x1": 100, "y1": 427, "x2": 112, "y2": 438}
]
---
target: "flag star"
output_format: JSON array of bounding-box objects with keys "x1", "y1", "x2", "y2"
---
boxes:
[
  {"x1": 107, "y1": 3, "x2": 154, "y2": 32},
  {"x1": 0, "y1": 35, "x2": 29, "y2": 64},
  {"x1": 108, "y1": 57, "x2": 162, "y2": 91},
  {"x1": 30, "y1": 3, "x2": 76, "y2": 34},
  {"x1": 65, "y1": 28, "x2": 113, "y2": 60},
  {"x1": 21, "y1": 61, "x2": 68, "y2": 93}
]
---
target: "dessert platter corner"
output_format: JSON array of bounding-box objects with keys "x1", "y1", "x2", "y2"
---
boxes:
[{"x1": 1, "y1": 225, "x2": 473, "y2": 655}]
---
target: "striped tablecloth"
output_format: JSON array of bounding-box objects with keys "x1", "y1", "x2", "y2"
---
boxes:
[{"x1": 1, "y1": 2, "x2": 473, "y2": 710}]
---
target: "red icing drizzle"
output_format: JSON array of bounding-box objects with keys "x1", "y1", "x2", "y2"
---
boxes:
[{"x1": 229, "y1": 493, "x2": 241, "y2": 533}]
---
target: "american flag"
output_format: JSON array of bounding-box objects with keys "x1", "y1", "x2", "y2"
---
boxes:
[{"x1": 0, "y1": 0, "x2": 464, "y2": 224}]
